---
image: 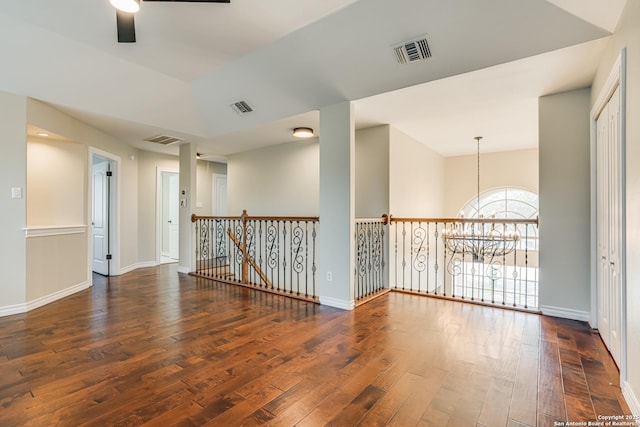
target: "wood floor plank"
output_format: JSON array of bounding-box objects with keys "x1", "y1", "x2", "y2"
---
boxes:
[
  {"x1": 508, "y1": 343, "x2": 539, "y2": 426},
  {"x1": 538, "y1": 340, "x2": 566, "y2": 422},
  {"x1": 0, "y1": 265, "x2": 631, "y2": 426},
  {"x1": 477, "y1": 377, "x2": 515, "y2": 427}
]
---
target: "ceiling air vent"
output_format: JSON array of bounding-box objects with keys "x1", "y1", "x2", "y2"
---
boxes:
[
  {"x1": 393, "y1": 35, "x2": 432, "y2": 65},
  {"x1": 144, "y1": 134, "x2": 184, "y2": 145},
  {"x1": 230, "y1": 100, "x2": 254, "y2": 115}
]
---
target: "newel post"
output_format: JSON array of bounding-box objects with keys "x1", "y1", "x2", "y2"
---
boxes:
[{"x1": 241, "y1": 209, "x2": 249, "y2": 284}]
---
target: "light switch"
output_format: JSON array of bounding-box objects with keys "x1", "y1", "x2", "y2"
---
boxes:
[
  {"x1": 11, "y1": 187, "x2": 22, "y2": 199},
  {"x1": 196, "y1": 201, "x2": 203, "y2": 208}
]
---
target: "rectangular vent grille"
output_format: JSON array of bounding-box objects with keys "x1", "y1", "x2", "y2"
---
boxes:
[
  {"x1": 393, "y1": 36, "x2": 432, "y2": 65},
  {"x1": 231, "y1": 100, "x2": 253, "y2": 115},
  {"x1": 144, "y1": 134, "x2": 184, "y2": 145}
]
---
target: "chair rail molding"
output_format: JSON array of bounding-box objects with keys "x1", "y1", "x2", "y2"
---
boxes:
[{"x1": 23, "y1": 225, "x2": 87, "y2": 238}]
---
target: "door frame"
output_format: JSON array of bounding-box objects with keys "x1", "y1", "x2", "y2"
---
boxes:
[
  {"x1": 156, "y1": 166, "x2": 180, "y2": 265},
  {"x1": 87, "y1": 147, "x2": 121, "y2": 280},
  {"x1": 590, "y1": 48, "x2": 626, "y2": 380}
]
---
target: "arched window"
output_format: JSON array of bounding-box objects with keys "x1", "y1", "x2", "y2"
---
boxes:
[
  {"x1": 460, "y1": 187, "x2": 538, "y2": 220},
  {"x1": 452, "y1": 187, "x2": 539, "y2": 308},
  {"x1": 459, "y1": 187, "x2": 539, "y2": 250}
]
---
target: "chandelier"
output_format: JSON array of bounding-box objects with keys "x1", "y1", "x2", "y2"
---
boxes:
[{"x1": 442, "y1": 136, "x2": 520, "y2": 262}]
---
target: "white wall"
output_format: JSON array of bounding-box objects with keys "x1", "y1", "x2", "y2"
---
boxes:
[
  {"x1": 591, "y1": 0, "x2": 640, "y2": 415},
  {"x1": 538, "y1": 88, "x2": 591, "y2": 318},
  {"x1": 319, "y1": 102, "x2": 355, "y2": 308},
  {"x1": 0, "y1": 91, "x2": 27, "y2": 312},
  {"x1": 355, "y1": 126, "x2": 390, "y2": 218},
  {"x1": 445, "y1": 148, "x2": 539, "y2": 216},
  {"x1": 389, "y1": 126, "x2": 445, "y2": 217},
  {"x1": 227, "y1": 139, "x2": 320, "y2": 216}
]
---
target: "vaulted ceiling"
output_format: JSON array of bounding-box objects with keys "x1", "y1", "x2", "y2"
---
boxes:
[{"x1": 0, "y1": 0, "x2": 625, "y2": 157}]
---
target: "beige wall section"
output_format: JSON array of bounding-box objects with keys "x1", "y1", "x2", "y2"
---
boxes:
[
  {"x1": 27, "y1": 137, "x2": 85, "y2": 226},
  {"x1": 444, "y1": 148, "x2": 539, "y2": 216},
  {"x1": 355, "y1": 126, "x2": 390, "y2": 218},
  {"x1": 538, "y1": 88, "x2": 591, "y2": 315},
  {"x1": 389, "y1": 126, "x2": 445, "y2": 217},
  {"x1": 226, "y1": 128, "x2": 387, "y2": 218},
  {"x1": 137, "y1": 150, "x2": 179, "y2": 264},
  {"x1": 591, "y1": 0, "x2": 640, "y2": 414},
  {"x1": 227, "y1": 139, "x2": 320, "y2": 216},
  {"x1": 0, "y1": 91, "x2": 27, "y2": 310},
  {"x1": 27, "y1": 99, "x2": 139, "y2": 270},
  {"x1": 196, "y1": 160, "x2": 227, "y2": 216},
  {"x1": 26, "y1": 233, "x2": 87, "y2": 301}
]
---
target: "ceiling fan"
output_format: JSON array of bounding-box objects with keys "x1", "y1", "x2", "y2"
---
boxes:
[{"x1": 110, "y1": 0, "x2": 231, "y2": 43}]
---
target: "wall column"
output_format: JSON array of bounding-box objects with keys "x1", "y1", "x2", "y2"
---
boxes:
[
  {"x1": 178, "y1": 143, "x2": 197, "y2": 273},
  {"x1": 318, "y1": 101, "x2": 355, "y2": 309},
  {"x1": 538, "y1": 88, "x2": 591, "y2": 320},
  {"x1": 0, "y1": 91, "x2": 27, "y2": 315}
]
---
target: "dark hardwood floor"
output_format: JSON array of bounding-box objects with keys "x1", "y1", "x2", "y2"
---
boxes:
[{"x1": 0, "y1": 264, "x2": 630, "y2": 426}]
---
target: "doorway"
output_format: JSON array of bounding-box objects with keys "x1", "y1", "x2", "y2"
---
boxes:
[
  {"x1": 89, "y1": 150, "x2": 120, "y2": 278},
  {"x1": 157, "y1": 168, "x2": 180, "y2": 264},
  {"x1": 212, "y1": 173, "x2": 227, "y2": 215}
]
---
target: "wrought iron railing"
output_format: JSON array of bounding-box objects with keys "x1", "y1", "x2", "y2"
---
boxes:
[
  {"x1": 389, "y1": 216, "x2": 539, "y2": 311},
  {"x1": 354, "y1": 215, "x2": 388, "y2": 304},
  {"x1": 192, "y1": 211, "x2": 319, "y2": 302}
]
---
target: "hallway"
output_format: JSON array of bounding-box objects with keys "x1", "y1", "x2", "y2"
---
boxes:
[{"x1": 0, "y1": 264, "x2": 629, "y2": 426}]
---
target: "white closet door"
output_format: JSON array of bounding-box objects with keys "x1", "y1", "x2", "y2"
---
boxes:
[
  {"x1": 596, "y1": 103, "x2": 610, "y2": 349},
  {"x1": 597, "y1": 85, "x2": 622, "y2": 366}
]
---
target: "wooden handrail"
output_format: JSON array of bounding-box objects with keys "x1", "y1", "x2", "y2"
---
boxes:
[
  {"x1": 389, "y1": 215, "x2": 538, "y2": 226},
  {"x1": 356, "y1": 214, "x2": 389, "y2": 224},
  {"x1": 241, "y1": 215, "x2": 320, "y2": 222},
  {"x1": 192, "y1": 213, "x2": 242, "y2": 222},
  {"x1": 226, "y1": 228, "x2": 273, "y2": 289},
  {"x1": 192, "y1": 212, "x2": 318, "y2": 223}
]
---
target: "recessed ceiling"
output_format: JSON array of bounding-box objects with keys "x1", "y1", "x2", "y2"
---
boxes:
[{"x1": 0, "y1": 0, "x2": 625, "y2": 159}]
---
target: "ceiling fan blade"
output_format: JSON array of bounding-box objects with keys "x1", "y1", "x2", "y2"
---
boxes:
[
  {"x1": 142, "y1": 0, "x2": 230, "y2": 3},
  {"x1": 116, "y1": 9, "x2": 136, "y2": 43}
]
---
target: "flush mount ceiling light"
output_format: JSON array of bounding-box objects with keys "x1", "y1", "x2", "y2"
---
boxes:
[
  {"x1": 36, "y1": 132, "x2": 49, "y2": 137},
  {"x1": 292, "y1": 127, "x2": 314, "y2": 138},
  {"x1": 110, "y1": 0, "x2": 140, "y2": 13}
]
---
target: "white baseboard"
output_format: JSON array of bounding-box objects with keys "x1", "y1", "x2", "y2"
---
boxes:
[
  {"x1": 27, "y1": 281, "x2": 92, "y2": 312},
  {"x1": 0, "y1": 281, "x2": 91, "y2": 317},
  {"x1": 119, "y1": 261, "x2": 158, "y2": 275},
  {"x1": 540, "y1": 305, "x2": 590, "y2": 322},
  {"x1": 177, "y1": 266, "x2": 191, "y2": 274},
  {"x1": 0, "y1": 302, "x2": 28, "y2": 317},
  {"x1": 624, "y1": 381, "x2": 640, "y2": 416},
  {"x1": 319, "y1": 296, "x2": 354, "y2": 311}
]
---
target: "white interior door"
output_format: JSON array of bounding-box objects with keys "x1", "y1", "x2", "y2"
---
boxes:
[
  {"x1": 213, "y1": 174, "x2": 227, "y2": 215},
  {"x1": 596, "y1": 85, "x2": 622, "y2": 366},
  {"x1": 168, "y1": 173, "x2": 179, "y2": 260},
  {"x1": 92, "y1": 159, "x2": 109, "y2": 275}
]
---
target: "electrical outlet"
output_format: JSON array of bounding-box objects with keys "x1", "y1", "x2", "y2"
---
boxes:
[
  {"x1": 326, "y1": 272, "x2": 333, "y2": 282},
  {"x1": 11, "y1": 187, "x2": 22, "y2": 199}
]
